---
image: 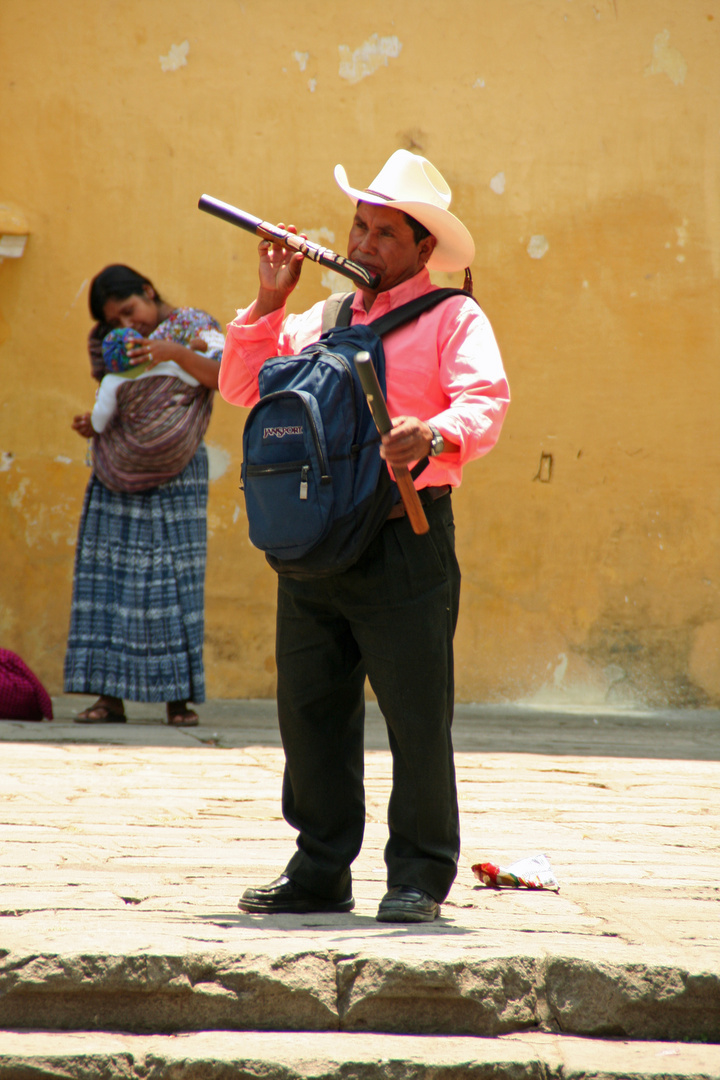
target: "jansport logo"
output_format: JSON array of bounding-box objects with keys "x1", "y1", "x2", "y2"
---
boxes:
[{"x1": 264, "y1": 425, "x2": 304, "y2": 439}]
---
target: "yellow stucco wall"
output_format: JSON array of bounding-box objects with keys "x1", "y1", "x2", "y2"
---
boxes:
[{"x1": 1, "y1": 1, "x2": 718, "y2": 707}]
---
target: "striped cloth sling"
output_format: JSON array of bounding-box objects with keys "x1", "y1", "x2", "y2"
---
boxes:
[
  {"x1": 91, "y1": 375, "x2": 214, "y2": 493},
  {"x1": 88, "y1": 308, "x2": 220, "y2": 494}
]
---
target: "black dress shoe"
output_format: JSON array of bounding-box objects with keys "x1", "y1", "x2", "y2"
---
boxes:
[
  {"x1": 376, "y1": 886, "x2": 440, "y2": 923},
  {"x1": 238, "y1": 875, "x2": 354, "y2": 914}
]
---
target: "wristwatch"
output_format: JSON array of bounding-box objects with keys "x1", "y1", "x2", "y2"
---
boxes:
[{"x1": 428, "y1": 423, "x2": 445, "y2": 457}]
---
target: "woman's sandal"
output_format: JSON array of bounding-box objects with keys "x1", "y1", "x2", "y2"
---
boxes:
[
  {"x1": 166, "y1": 701, "x2": 199, "y2": 727},
  {"x1": 75, "y1": 697, "x2": 127, "y2": 724}
]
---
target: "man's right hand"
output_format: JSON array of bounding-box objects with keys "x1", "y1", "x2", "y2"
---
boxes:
[{"x1": 253, "y1": 224, "x2": 305, "y2": 320}]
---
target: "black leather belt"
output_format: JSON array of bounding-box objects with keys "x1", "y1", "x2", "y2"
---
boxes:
[{"x1": 387, "y1": 485, "x2": 451, "y2": 520}]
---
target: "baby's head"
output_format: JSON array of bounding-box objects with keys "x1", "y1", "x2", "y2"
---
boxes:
[{"x1": 102, "y1": 327, "x2": 143, "y2": 373}]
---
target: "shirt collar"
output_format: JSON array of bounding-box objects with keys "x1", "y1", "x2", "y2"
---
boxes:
[{"x1": 350, "y1": 267, "x2": 432, "y2": 319}]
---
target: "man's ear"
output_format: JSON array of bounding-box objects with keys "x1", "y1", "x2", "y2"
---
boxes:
[{"x1": 418, "y1": 234, "x2": 437, "y2": 267}]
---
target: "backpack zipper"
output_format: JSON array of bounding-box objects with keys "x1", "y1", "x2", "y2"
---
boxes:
[{"x1": 243, "y1": 458, "x2": 313, "y2": 502}]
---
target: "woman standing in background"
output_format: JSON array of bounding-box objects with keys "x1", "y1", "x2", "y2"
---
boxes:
[{"x1": 64, "y1": 264, "x2": 224, "y2": 726}]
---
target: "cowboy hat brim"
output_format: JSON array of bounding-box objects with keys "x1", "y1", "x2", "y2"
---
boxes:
[{"x1": 334, "y1": 163, "x2": 475, "y2": 273}]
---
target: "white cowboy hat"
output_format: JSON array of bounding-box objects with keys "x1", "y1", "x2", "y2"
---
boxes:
[{"x1": 334, "y1": 149, "x2": 475, "y2": 273}]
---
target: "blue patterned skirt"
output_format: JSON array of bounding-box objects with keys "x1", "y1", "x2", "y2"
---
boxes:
[{"x1": 64, "y1": 446, "x2": 208, "y2": 703}]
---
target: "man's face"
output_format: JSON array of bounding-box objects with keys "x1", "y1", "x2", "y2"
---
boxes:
[{"x1": 347, "y1": 202, "x2": 436, "y2": 294}]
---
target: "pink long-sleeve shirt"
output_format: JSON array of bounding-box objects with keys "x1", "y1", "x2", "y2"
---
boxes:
[{"x1": 219, "y1": 268, "x2": 510, "y2": 489}]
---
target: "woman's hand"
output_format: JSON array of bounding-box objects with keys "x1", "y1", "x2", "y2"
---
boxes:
[
  {"x1": 124, "y1": 336, "x2": 220, "y2": 390},
  {"x1": 72, "y1": 413, "x2": 94, "y2": 438},
  {"x1": 125, "y1": 337, "x2": 174, "y2": 369}
]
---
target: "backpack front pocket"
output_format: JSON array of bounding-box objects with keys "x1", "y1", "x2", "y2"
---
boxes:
[{"x1": 242, "y1": 390, "x2": 333, "y2": 557}]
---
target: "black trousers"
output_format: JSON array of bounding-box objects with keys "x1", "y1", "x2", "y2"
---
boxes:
[{"x1": 275, "y1": 493, "x2": 461, "y2": 904}]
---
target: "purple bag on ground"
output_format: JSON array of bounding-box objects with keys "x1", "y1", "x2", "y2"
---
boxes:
[{"x1": 0, "y1": 649, "x2": 53, "y2": 720}]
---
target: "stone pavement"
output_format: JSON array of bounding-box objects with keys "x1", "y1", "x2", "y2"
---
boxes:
[{"x1": 1, "y1": 696, "x2": 719, "y2": 1078}]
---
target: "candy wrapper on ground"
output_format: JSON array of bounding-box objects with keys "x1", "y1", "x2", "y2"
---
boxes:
[{"x1": 472, "y1": 853, "x2": 560, "y2": 891}]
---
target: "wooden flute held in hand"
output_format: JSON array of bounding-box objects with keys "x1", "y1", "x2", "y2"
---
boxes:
[{"x1": 198, "y1": 194, "x2": 381, "y2": 291}]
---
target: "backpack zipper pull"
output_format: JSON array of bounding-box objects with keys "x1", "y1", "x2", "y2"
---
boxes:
[{"x1": 299, "y1": 465, "x2": 309, "y2": 500}]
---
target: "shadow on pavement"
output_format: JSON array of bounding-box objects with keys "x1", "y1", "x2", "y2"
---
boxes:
[{"x1": 1, "y1": 696, "x2": 719, "y2": 761}]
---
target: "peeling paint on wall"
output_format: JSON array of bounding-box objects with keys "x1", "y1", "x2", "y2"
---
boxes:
[
  {"x1": 305, "y1": 229, "x2": 346, "y2": 289},
  {"x1": 305, "y1": 227, "x2": 336, "y2": 247},
  {"x1": 8, "y1": 477, "x2": 30, "y2": 510},
  {"x1": 160, "y1": 40, "x2": 189, "y2": 73},
  {"x1": 206, "y1": 443, "x2": 231, "y2": 481},
  {"x1": 644, "y1": 30, "x2": 687, "y2": 86},
  {"x1": 10, "y1": 489, "x2": 81, "y2": 547},
  {"x1": 552, "y1": 652, "x2": 568, "y2": 687},
  {"x1": 321, "y1": 269, "x2": 350, "y2": 293},
  {"x1": 293, "y1": 51, "x2": 309, "y2": 72},
  {"x1": 527, "y1": 235, "x2": 549, "y2": 259},
  {"x1": 338, "y1": 34, "x2": 402, "y2": 84},
  {"x1": 490, "y1": 172, "x2": 506, "y2": 195},
  {"x1": 665, "y1": 217, "x2": 690, "y2": 262}
]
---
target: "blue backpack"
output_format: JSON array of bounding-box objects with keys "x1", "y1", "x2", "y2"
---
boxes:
[{"x1": 241, "y1": 287, "x2": 473, "y2": 577}]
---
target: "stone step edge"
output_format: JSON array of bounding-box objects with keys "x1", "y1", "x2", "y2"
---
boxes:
[
  {"x1": 0, "y1": 1030, "x2": 717, "y2": 1080},
  {"x1": 2, "y1": 950, "x2": 719, "y2": 1043}
]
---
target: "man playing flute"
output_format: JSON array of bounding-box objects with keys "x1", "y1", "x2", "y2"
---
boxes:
[{"x1": 219, "y1": 149, "x2": 510, "y2": 922}]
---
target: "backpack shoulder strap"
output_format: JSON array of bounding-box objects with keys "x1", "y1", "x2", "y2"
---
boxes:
[
  {"x1": 368, "y1": 287, "x2": 478, "y2": 338},
  {"x1": 321, "y1": 292, "x2": 354, "y2": 333}
]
